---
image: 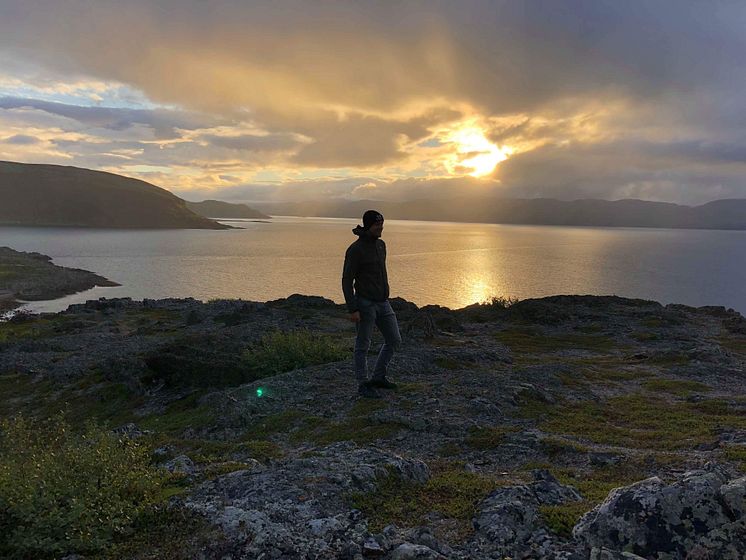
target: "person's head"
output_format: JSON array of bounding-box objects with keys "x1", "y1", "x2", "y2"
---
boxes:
[{"x1": 363, "y1": 210, "x2": 384, "y2": 238}]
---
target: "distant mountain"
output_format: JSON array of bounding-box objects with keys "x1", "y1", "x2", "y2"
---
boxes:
[
  {"x1": 186, "y1": 199, "x2": 270, "y2": 219},
  {"x1": 252, "y1": 197, "x2": 746, "y2": 230},
  {"x1": 0, "y1": 161, "x2": 228, "y2": 229}
]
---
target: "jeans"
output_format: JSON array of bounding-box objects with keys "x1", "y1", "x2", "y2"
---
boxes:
[{"x1": 354, "y1": 296, "x2": 402, "y2": 383}]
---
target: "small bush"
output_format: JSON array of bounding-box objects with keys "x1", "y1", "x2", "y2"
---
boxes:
[
  {"x1": 0, "y1": 414, "x2": 165, "y2": 558},
  {"x1": 482, "y1": 295, "x2": 519, "y2": 308},
  {"x1": 242, "y1": 329, "x2": 347, "y2": 376}
]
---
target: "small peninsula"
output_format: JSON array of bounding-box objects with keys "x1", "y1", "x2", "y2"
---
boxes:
[{"x1": 0, "y1": 246, "x2": 118, "y2": 311}]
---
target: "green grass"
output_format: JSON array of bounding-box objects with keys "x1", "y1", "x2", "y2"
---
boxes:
[
  {"x1": 527, "y1": 393, "x2": 746, "y2": 450},
  {"x1": 0, "y1": 372, "x2": 145, "y2": 428},
  {"x1": 241, "y1": 410, "x2": 308, "y2": 440},
  {"x1": 536, "y1": 462, "x2": 659, "y2": 538},
  {"x1": 631, "y1": 331, "x2": 660, "y2": 342},
  {"x1": 139, "y1": 393, "x2": 216, "y2": 434},
  {"x1": 723, "y1": 446, "x2": 746, "y2": 472},
  {"x1": 0, "y1": 317, "x2": 57, "y2": 342},
  {"x1": 349, "y1": 398, "x2": 387, "y2": 416},
  {"x1": 290, "y1": 415, "x2": 403, "y2": 446},
  {"x1": 720, "y1": 336, "x2": 746, "y2": 356},
  {"x1": 350, "y1": 463, "x2": 502, "y2": 540},
  {"x1": 434, "y1": 356, "x2": 464, "y2": 370},
  {"x1": 242, "y1": 329, "x2": 348, "y2": 377},
  {"x1": 556, "y1": 360, "x2": 652, "y2": 389},
  {"x1": 465, "y1": 426, "x2": 520, "y2": 450},
  {"x1": 495, "y1": 327, "x2": 619, "y2": 355},
  {"x1": 641, "y1": 379, "x2": 711, "y2": 396}
]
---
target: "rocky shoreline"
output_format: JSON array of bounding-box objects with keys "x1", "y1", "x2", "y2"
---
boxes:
[
  {"x1": 0, "y1": 246, "x2": 119, "y2": 312},
  {"x1": 2, "y1": 292, "x2": 746, "y2": 558}
]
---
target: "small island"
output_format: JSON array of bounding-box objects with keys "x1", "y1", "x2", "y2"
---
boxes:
[{"x1": 0, "y1": 246, "x2": 119, "y2": 311}]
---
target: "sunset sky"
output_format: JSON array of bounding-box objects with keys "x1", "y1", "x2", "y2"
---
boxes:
[{"x1": 1, "y1": 1, "x2": 746, "y2": 205}]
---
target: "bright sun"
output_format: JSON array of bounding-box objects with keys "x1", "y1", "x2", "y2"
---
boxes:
[{"x1": 447, "y1": 126, "x2": 512, "y2": 177}]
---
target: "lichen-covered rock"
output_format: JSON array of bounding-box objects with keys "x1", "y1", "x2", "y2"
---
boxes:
[
  {"x1": 184, "y1": 442, "x2": 430, "y2": 558},
  {"x1": 573, "y1": 466, "x2": 746, "y2": 559},
  {"x1": 389, "y1": 542, "x2": 446, "y2": 560},
  {"x1": 164, "y1": 454, "x2": 196, "y2": 476},
  {"x1": 589, "y1": 548, "x2": 646, "y2": 560},
  {"x1": 473, "y1": 469, "x2": 582, "y2": 554}
]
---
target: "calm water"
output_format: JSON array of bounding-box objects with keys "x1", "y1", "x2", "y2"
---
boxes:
[{"x1": 1, "y1": 216, "x2": 745, "y2": 314}]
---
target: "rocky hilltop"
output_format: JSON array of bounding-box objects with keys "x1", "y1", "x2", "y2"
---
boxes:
[
  {"x1": 2, "y1": 293, "x2": 746, "y2": 559},
  {"x1": 0, "y1": 160, "x2": 229, "y2": 229}
]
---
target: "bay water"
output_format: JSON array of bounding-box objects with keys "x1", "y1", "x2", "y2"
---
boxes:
[{"x1": 1, "y1": 216, "x2": 744, "y2": 314}]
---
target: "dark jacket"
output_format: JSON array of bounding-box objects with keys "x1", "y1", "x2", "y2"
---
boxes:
[{"x1": 342, "y1": 229, "x2": 390, "y2": 313}]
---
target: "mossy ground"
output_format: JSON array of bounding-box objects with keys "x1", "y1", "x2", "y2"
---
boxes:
[
  {"x1": 531, "y1": 457, "x2": 683, "y2": 538},
  {"x1": 350, "y1": 461, "x2": 506, "y2": 540},
  {"x1": 495, "y1": 326, "x2": 620, "y2": 355},
  {"x1": 520, "y1": 390, "x2": 746, "y2": 451}
]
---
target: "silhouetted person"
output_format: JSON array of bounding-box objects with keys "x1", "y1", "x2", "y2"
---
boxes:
[{"x1": 342, "y1": 210, "x2": 402, "y2": 398}]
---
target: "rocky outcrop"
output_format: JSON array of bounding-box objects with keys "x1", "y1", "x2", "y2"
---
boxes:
[
  {"x1": 574, "y1": 465, "x2": 746, "y2": 559},
  {"x1": 3, "y1": 292, "x2": 746, "y2": 558},
  {"x1": 184, "y1": 442, "x2": 430, "y2": 558},
  {"x1": 471, "y1": 469, "x2": 583, "y2": 558}
]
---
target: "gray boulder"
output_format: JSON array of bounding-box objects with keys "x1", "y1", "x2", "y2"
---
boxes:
[
  {"x1": 573, "y1": 466, "x2": 746, "y2": 559},
  {"x1": 184, "y1": 442, "x2": 430, "y2": 558},
  {"x1": 389, "y1": 542, "x2": 446, "y2": 560},
  {"x1": 473, "y1": 469, "x2": 582, "y2": 553}
]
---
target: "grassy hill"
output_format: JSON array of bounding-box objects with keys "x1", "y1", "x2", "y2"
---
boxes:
[{"x1": 0, "y1": 161, "x2": 228, "y2": 229}]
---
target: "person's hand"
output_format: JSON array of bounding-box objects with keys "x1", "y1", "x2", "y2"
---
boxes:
[{"x1": 349, "y1": 311, "x2": 361, "y2": 323}]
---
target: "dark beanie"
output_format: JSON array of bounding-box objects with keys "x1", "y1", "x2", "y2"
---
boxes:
[{"x1": 362, "y1": 210, "x2": 384, "y2": 229}]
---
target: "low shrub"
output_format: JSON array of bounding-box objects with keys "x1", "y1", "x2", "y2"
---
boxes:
[
  {"x1": 242, "y1": 329, "x2": 347, "y2": 376},
  {"x1": 0, "y1": 414, "x2": 165, "y2": 558}
]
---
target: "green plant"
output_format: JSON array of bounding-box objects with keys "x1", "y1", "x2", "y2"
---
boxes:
[
  {"x1": 242, "y1": 329, "x2": 348, "y2": 376},
  {"x1": 350, "y1": 464, "x2": 499, "y2": 539},
  {"x1": 0, "y1": 414, "x2": 166, "y2": 558},
  {"x1": 481, "y1": 295, "x2": 519, "y2": 308}
]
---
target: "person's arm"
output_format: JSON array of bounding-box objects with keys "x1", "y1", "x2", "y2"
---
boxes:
[{"x1": 342, "y1": 245, "x2": 359, "y2": 313}]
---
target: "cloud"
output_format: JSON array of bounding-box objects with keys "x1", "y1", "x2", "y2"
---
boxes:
[
  {"x1": 0, "y1": 96, "x2": 224, "y2": 138},
  {"x1": 2, "y1": 1, "x2": 746, "y2": 202},
  {"x1": 2, "y1": 133, "x2": 39, "y2": 145},
  {"x1": 201, "y1": 132, "x2": 301, "y2": 152}
]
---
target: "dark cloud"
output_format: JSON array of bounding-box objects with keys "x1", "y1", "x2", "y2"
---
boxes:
[
  {"x1": 288, "y1": 108, "x2": 461, "y2": 167},
  {"x1": 202, "y1": 133, "x2": 299, "y2": 152},
  {"x1": 0, "y1": 96, "x2": 224, "y2": 138},
  {"x1": 2, "y1": 134, "x2": 39, "y2": 145},
  {"x1": 494, "y1": 140, "x2": 746, "y2": 204},
  {"x1": 2, "y1": 1, "x2": 746, "y2": 201}
]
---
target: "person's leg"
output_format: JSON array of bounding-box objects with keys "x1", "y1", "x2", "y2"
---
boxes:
[
  {"x1": 371, "y1": 301, "x2": 402, "y2": 380},
  {"x1": 353, "y1": 305, "x2": 376, "y2": 383}
]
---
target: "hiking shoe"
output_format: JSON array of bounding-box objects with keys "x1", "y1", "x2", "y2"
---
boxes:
[
  {"x1": 368, "y1": 377, "x2": 398, "y2": 390},
  {"x1": 358, "y1": 382, "x2": 382, "y2": 399}
]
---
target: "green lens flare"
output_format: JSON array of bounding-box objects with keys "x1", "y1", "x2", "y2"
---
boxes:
[{"x1": 256, "y1": 388, "x2": 264, "y2": 397}]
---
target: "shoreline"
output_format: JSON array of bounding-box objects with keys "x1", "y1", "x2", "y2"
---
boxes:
[{"x1": 0, "y1": 246, "x2": 120, "y2": 314}]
